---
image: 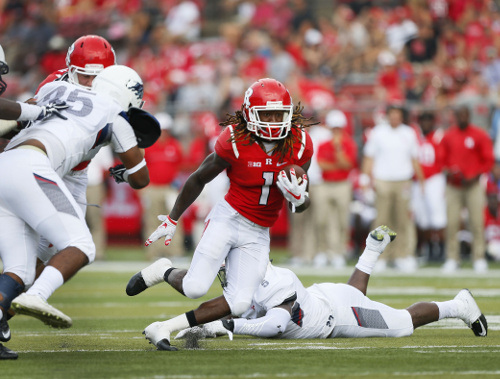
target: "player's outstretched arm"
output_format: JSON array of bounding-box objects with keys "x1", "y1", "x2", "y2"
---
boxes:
[
  {"x1": 169, "y1": 152, "x2": 230, "y2": 220},
  {"x1": 144, "y1": 152, "x2": 230, "y2": 247},
  {"x1": 222, "y1": 306, "x2": 292, "y2": 338}
]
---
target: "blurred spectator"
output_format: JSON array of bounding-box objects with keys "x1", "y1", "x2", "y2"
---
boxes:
[
  {"x1": 288, "y1": 113, "x2": 332, "y2": 267},
  {"x1": 39, "y1": 35, "x2": 67, "y2": 76},
  {"x1": 268, "y1": 37, "x2": 296, "y2": 84},
  {"x1": 441, "y1": 105, "x2": 494, "y2": 273},
  {"x1": 404, "y1": 23, "x2": 438, "y2": 63},
  {"x1": 410, "y1": 111, "x2": 446, "y2": 263},
  {"x1": 481, "y1": 46, "x2": 500, "y2": 91},
  {"x1": 165, "y1": 0, "x2": 201, "y2": 42},
  {"x1": 86, "y1": 146, "x2": 114, "y2": 261},
  {"x1": 385, "y1": 6, "x2": 418, "y2": 54},
  {"x1": 485, "y1": 180, "x2": 500, "y2": 262},
  {"x1": 141, "y1": 112, "x2": 185, "y2": 260},
  {"x1": 360, "y1": 105, "x2": 424, "y2": 273},
  {"x1": 454, "y1": 72, "x2": 495, "y2": 132},
  {"x1": 314, "y1": 109, "x2": 357, "y2": 269}
]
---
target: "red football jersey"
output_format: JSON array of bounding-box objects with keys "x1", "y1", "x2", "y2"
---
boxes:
[
  {"x1": 35, "y1": 68, "x2": 69, "y2": 94},
  {"x1": 416, "y1": 129, "x2": 444, "y2": 179},
  {"x1": 215, "y1": 126, "x2": 313, "y2": 227}
]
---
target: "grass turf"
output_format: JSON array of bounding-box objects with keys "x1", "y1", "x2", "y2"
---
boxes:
[{"x1": 2, "y1": 251, "x2": 499, "y2": 379}]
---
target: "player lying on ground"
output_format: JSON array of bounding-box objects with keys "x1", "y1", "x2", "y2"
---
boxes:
[{"x1": 132, "y1": 226, "x2": 487, "y2": 350}]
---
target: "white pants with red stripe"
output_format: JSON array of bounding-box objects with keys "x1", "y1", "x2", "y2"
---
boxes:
[
  {"x1": 0, "y1": 149, "x2": 95, "y2": 286},
  {"x1": 182, "y1": 199, "x2": 270, "y2": 316},
  {"x1": 320, "y1": 284, "x2": 414, "y2": 338}
]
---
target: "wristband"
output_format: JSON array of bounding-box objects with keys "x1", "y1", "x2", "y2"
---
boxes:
[
  {"x1": 167, "y1": 215, "x2": 178, "y2": 225},
  {"x1": 17, "y1": 102, "x2": 42, "y2": 121},
  {"x1": 126, "y1": 158, "x2": 147, "y2": 176}
]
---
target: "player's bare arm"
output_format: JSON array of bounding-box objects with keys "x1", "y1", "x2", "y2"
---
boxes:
[
  {"x1": 117, "y1": 147, "x2": 149, "y2": 189},
  {"x1": 169, "y1": 152, "x2": 230, "y2": 220}
]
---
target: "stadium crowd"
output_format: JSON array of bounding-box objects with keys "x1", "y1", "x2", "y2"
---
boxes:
[{"x1": 1, "y1": 0, "x2": 500, "y2": 273}]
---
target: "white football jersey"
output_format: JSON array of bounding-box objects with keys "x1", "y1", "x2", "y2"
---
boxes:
[
  {"x1": 242, "y1": 265, "x2": 335, "y2": 339},
  {"x1": 7, "y1": 81, "x2": 137, "y2": 177}
]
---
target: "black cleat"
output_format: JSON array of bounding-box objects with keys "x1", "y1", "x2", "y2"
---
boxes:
[
  {"x1": 0, "y1": 316, "x2": 11, "y2": 342},
  {"x1": 156, "y1": 338, "x2": 178, "y2": 351},
  {"x1": 0, "y1": 344, "x2": 18, "y2": 360},
  {"x1": 471, "y1": 314, "x2": 488, "y2": 337},
  {"x1": 126, "y1": 273, "x2": 148, "y2": 296},
  {"x1": 126, "y1": 258, "x2": 172, "y2": 296}
]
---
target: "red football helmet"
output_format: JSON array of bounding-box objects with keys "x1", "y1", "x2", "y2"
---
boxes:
[
  {"x1": 66, "y1": 35, "x2": 116, "y2": 88},
  {"x1": 243, "y1": 78, "x2": 293, "y2": 140}
]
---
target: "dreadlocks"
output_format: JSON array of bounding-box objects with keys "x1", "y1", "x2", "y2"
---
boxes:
[{"x1": 219, "y1": 103, "x2": 318, "y2": 162}]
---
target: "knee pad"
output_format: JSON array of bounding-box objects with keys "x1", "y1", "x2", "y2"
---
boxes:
[
  {"x1": 0, "y1": 274, "x2": 24, "y2": 311},
  {"x1": 229, "y1": 300, "x2": 252, "y2": 317},
  {"x1": 183, "y1": 280, "x2": 210, "y2": 299}
]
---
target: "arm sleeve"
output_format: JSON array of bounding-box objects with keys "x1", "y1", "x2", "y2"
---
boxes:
[
  {"x1": 232, "y1": 307, "x2": 292, "y2": 338},
  {"x1": 111, "y1": 115, "x2": 138, "y2": 153}
]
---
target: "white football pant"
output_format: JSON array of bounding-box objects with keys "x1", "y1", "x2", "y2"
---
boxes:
[
  {"x1": 182, "y1": 199, "x2": 270, "y2": 316},
  {"x1": 0, "y1": 149, "x2": 95, "y2": 285},
  {"x1": 319, "y1": 284, "x2": 414, "y2": 338}
]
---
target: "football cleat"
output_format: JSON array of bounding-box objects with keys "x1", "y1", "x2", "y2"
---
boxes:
[
  {"x1": 11, "y1": 293, "x2": 72, "y2": 329},
  {"x1": 126, "y1": 258, "x2": 172, "y2": 296},
  {"x1": 0, "y1": 343, "x2": 18, "y2": 360},
  {"x1": 0, "y1": 315, "x2": 11, "y2": 342},
  {"x1": 365, "y1": 225, "x2": 396, "y2": 254},
  {"x1": 454, "y1": 289, "x2": 488, "y2": 337},
  {"x1": 143, "y1": 321, "x2": 177, "y2": 351}
]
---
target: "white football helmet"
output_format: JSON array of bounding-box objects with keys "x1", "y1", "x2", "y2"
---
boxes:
[
  {"x1": 91, "y1": 65, "x2": 144, "y2": 110},
  {"x1": 0, "y1": 44, "x2": 9, "y2": 96}
]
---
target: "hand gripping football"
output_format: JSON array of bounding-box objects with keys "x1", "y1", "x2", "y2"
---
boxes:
[{"x1": 281, "y1": 164, "x2": 306, "y2": 184}]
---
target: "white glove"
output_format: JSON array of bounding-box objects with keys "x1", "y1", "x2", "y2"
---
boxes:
[
  {"x1": 37, "y1": 100, "x2": 69, "y2": 121},
  {"x1": 203, "y1": 320, "x2": 230, "y2": 338},
  {"x1": 276, "y1": 168, "x2": 308, "y2": 212},
  {"x1": 175, "y1": 321, "x2": 229, "y2": 340},
  {"x1": 144, "y1": 215, "x2": 177, "y2": 247}
]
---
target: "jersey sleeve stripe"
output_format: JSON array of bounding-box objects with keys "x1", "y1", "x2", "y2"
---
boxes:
[
  {"x1": 298, "y1": 129, "x2": 306, "y2": 160},
  {"x1": 228, "y1": 125, "x2": 239, "y2": 158}
]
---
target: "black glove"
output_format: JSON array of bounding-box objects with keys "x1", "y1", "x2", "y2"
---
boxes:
[
  {"x1": 109, "y1": 164, "x2": 128, "y2": 183},
  {"x1": 37, "y1": 100, "x2": 69, "y2": 121}
]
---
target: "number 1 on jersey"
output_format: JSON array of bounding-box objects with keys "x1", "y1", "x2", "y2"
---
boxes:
[{"x1": 259, "y1": 172, "x2": 274, "y2": 205}]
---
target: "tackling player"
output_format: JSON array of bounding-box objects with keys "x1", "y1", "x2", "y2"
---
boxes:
[
  {"x1": 7, "y1": 35, "x2": 118, "y2": 328},
  {"x1": 0, "y1": 44, "x2": 74, "y2": 360},
  {"x1": 126, "y1": 78, "x2": 315, "y2": 350},
  {"x1": 0, "y1": 65, "x2": 155, "y2": 360},
  {"x1": 176, "y1": 226, "x2": 488, "y2": 343}
]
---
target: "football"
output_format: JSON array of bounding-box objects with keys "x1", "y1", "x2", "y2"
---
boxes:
[{"x1": 280, "y1": 164, "x2": 306, "y2": 184}]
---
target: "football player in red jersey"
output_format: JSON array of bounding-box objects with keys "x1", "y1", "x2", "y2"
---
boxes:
[
  {"x1": 126, "y1": 78, "x2": 315, "y2": 350},
  {"x1": 36, "y1": 34, "x2": 116, "y2": 91}
]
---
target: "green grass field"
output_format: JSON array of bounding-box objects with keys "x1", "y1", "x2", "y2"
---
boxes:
[{"x1": 2, "y1": 247, "x2": 499, "y2": 379}]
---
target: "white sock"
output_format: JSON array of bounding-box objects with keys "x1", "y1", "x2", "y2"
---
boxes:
[
  {"x1": 164, "y1": 313, "x2": 190, "y2": 333},
  {"x1": 433, "y1": 300, "x2": 459, "y2": 320},
  {"x1": 0, "y1": 309, "x2": 3, "y2": 320},
  {"x1": 26, "y1": 266, "x2": 64, "y2": 301},
  {"x1": 355, "y1": 249, "x2": 380, "y2": 274}
]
